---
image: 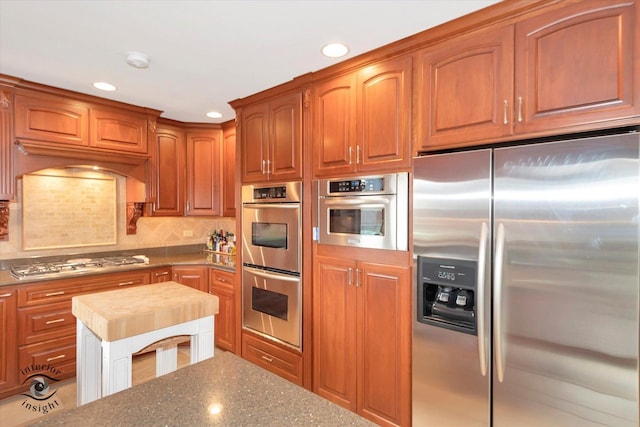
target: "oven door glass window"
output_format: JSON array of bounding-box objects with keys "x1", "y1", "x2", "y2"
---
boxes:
[
  {"x1": 252, "y1": 287, "x2": 288, "y2": 320},
  {"x1": 329, "y1": 208, "x2": 385, "y2": 236},
  {"x1": 251, "y1": 222, "x2": 288, "y2": 249}
]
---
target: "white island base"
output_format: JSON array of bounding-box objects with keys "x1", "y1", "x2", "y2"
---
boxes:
[{"x1": 72, "y1": 282, "x2": 219, "y2": 406}]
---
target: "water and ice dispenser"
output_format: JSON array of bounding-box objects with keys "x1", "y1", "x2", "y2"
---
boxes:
[{"x1": 416, "y1": 256, "x2": 477, "y2": 335}]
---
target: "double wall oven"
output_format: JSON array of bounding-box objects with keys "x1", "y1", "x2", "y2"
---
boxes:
[{"x1": 241, "y1": 181, "x2": 302, "y2": 349}]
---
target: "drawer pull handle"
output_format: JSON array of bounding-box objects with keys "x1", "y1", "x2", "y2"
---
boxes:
[
  {"x1": 261, "y1": 355, "x2": 273, "y2": 363},
  {"x1": 0, "y1": 293, "x2": 12, "y2": 298},
  {"x1": 45, "y1": 318, "x2": 66, "y2": 325},
  {"x1": 155, "y1": 272, "x2": 169, "y2": 277},
  {"x1": 118, "y1": 281, "x2": 134, "y2": 286},
  {"x1": 46, "y1": 354, "x2": 66, "y2": 362},
  {"x1": 217, "y1": 278, "x2": 227, "y2": 283},
  {"x1": 45, "y1": 291, "x2": 65, "y2": 297}
]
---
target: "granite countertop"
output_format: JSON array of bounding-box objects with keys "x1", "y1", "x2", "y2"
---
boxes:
[
  {"x1": 29, "y1": 351, "x2": 374, "y2": 427},
  {"x1": 0, "y1": 245, "x2": 236, "y2": 287}
]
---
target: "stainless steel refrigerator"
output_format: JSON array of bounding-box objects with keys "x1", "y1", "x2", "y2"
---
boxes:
[{"x1": 412, "y1": 130, "x2": 639, "y2": 426}]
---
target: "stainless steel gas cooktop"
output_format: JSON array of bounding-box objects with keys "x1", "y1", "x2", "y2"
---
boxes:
[{"x1": 10, "y1": 255, "x2": 149, "y2": 279}]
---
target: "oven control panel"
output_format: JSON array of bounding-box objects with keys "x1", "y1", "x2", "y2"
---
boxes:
[
  {"x1": 329, "y1": 177, "x2": 385, "y2": 193},
  {"x1": 253, "y1": 186, "x2": 286, "y2": 199}
]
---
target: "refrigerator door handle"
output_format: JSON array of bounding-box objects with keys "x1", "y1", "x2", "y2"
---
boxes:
[
  {"x1": 494, "y1": 222, "x2": 506, "y2": 382},
  {"x1": 476, "y1": 222, "x2": 489, "y2": 377}
]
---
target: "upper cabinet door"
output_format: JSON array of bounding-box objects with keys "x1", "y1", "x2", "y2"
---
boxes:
[
  {"x1": 222, "y1": 121, "x2": 236, "y2": 217},
  {"x1": 240, "y1": 92, "x2": 303, "y2": 183},
  {"x1": 151, "y1": 125, "x2": 185, "y2": 216},
  {"x1": 240, "y1": 103, "x2": 269, "y2": 183},
  {"x1": 186, "y1": 129, "x2": 221, "y2": 216},
  {"x1": 514, "y1": 0, "x2": 639, "y2": 133},
  {"x1": 14, "y1": 94, "x2": 89, "y2": 147},
  {"x1": 416, "y1": 26, "x2": 514, "y2": 152},
  {"x1": 90, "y1": 108, "x2": 148, "y2": 154},
  {"x1": 356, "y1": 55, "x2": 412, "y2": 172},
  {"x1": 313, "y1": 73, "x2": 357, "y2": 177},
  {"x1": 269, "y1": 92, "x2": 303, "y2": 182}
]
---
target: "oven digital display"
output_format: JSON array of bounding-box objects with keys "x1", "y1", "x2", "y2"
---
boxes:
[
  {"x1": 252, "y1": 287, "x2": 288, "y2": 320},
  {"x1": 251, "y1": 222, "x2": 288, "y2": 249}
]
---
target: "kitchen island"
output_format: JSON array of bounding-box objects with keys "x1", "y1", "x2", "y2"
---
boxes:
[{"x1": 30, "y1": 350, "x2": 374, "y2": 426}]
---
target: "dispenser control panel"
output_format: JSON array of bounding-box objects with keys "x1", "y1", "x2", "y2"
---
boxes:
[{"x1": 417, "y1": 256, "x2": 477, "y2": 335}]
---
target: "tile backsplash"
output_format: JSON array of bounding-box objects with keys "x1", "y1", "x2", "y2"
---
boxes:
[{"x1": 0, "y1": 169, "x2": 235, "y2": 260}]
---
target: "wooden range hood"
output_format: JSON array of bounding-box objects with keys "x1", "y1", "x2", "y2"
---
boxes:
[{"x1": 13, "y1": 143, "x2": 149, "y2": 235}]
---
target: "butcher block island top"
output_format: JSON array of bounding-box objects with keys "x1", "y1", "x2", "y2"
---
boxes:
[{"x1": 72, "y1": 281, "x2": 219, "y2": 341}]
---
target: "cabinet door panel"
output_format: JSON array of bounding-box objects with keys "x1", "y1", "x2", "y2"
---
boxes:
[
  {"x1": 270, "y1": 93, "x2": 302, "y2": 181},
  {"x1": 313, "y1": 256, "x2": 357, "y2": 410},
  {"x1": 187, "y1": 130, "x2": 221, "y2": 215},
  {"x1": 358, "y1": 56, "x2": 412, "y2": 171},
  {"x1": 222, "y1": 122, "x2": 236, "y2": 217},
  {"x1": 152, "y1": 126, "x2": 185, "y2": 216},
  {"x1": 417, "y1": 26, "x2": 514, "y2": 151},
  {"x1": 241, "y1": 104, "x2": 269, "y2": 183},
  {"x1": 173, "y1": 266, "x2": 208, "y2": 292},
  {"x1": 358, "y1": 263, "x2": 410, "y2": 426},
  {"x1": 90, "y1": 109, "x2": 147, "y2": 154},
  {"x1": 515, "y1": 0, "x2": 639, "y2": 132},
  {"x1": 0, "y1": 289, "x2": 17, "y2": 393},
  {"x1": 15, "y1": 94, "x2": 88, "y2": 146},
  {"x1": 313, "y1": 75, "x2": 356, "y2": 177}
]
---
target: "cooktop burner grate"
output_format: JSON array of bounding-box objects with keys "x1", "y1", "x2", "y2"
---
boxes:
[{"x1": 10, "y1": 256, "x2": 148, "y2": 279}]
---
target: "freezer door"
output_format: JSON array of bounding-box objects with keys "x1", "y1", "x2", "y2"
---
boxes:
[
  {"x1": 413, "y1": 149, "x2": 492, "y2": 426},
  {"x1": 493, "y1": 133, "x2": 639, "y2": 426}
]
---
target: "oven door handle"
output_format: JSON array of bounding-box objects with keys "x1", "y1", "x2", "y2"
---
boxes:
[
  {"x1": 321, "y1": 198, "x2": 391, "y2": 209},
  {"x1": 243, "y1": 266, "x2": 300, "y2": 282},
  {"x1": 242, "y1": 203, "x2": 300, "y2": 210}
]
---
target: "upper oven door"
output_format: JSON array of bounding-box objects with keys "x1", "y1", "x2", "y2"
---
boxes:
[
  {"x1": 242, "y1": 203, "x2": 301, "y2": 273},
  {"x1": 318, "y1": 195, "x2": 400, "y2": 250}
]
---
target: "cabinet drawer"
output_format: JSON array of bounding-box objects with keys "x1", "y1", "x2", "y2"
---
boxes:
[
  {"x1": 18, "y1": 302, "x2": 75, "y2": 346},
  {"x1": 149, "y1": 267, "x2": 172, "y2": 283},
  {"x1": 210, "y1": 269, "x2": 235, "y2": 292},
  {"x1": 19, "y1": 335, "x2": 76, "y2": 383},
  {"x1": 242, "y1": 332, "x2": 302, "y2": 386},
  {"x1": 18, "y1": 271, "x2": 150, "y2": 307}
]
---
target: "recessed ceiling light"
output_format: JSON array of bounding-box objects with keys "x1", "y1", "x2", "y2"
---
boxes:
[
  {"x1": 206, "y1": 111, "x2": 223, "y2": 119},
  {"x1": 321, "y1": 43, "x2": 349, "y2": 58},
  {"x1": 92, "y1": 82, "x2": 117, "y2": 91}
]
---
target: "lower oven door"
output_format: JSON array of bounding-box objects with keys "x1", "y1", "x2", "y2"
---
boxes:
[{"x1": 242, "y1": 265, "x2": 301, "y2": 349}]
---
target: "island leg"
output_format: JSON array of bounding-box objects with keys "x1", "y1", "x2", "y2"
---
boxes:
[{"x1": 76, "y1": 319, "x2": 102, "y2": 406}]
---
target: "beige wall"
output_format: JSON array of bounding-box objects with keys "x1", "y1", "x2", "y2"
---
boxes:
[{"x1": 0, "y1": 169, "x2": 235, "y2": 260}]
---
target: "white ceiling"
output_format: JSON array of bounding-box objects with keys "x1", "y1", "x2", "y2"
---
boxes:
[{"x1": 0, "y1": 0, "x2": 499, "y2": 123}]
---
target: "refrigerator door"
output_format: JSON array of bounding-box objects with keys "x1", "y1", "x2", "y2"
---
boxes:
[
  {"x1": 413, "y1": 149, "x2": 492, "y2": 426},
  {"x1": 493, "y1": 133, "x2": 639, "y2": 426}
]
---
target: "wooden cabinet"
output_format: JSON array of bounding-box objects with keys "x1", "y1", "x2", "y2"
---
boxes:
[
  {"x1": 314, "y1": 55, "x2": 412, "y2": 177},
  {"x1": 149, "y1": 267, "x2": 172, "y2": 283},
  {"x1": 242, "y1": 332, "x2": 303, "y2": 386},
  {"x1": 514, "y1": 0, "x2": 639, "y2": 133},
  {"x1": 89, "y1": 108, "x2": 148, "y2": 154},
  {"x1": 0, "y1": 86, "x2": 15, "y2": 201},
  {"x1": 14, "y1": 93, "x2": 155, "y2": 156},
  {"x1": 172, "y1": 265, "x2": 208, "y2": 292},
  {"x1": 417, "y1": 0, "x2": 639, "y2": 151},
  {"x1": 149, "y1": 123, "x2": 185, "y2": 216},
  {"x1": 240, "y1": 92, "x2": 302, "y2": 183},
  {"x1": 186, "y1": 128, "x2": 222, "y2": 216},
  {"x1": 313, "y1": 255, "x2": 410, "y2": 427},
  {"x1": 221, "y1": 120, "x2": 236, "y2": 217},
  {"x1": 208, "y1": 269, "x2": 236, "y2": 352},
  {"x1": 0, "y1": 287, "x2": 17, "y2": 395},
  {"x1": 416, "y1": 25, "x2": 514, "y2": 150},
  {"x1": 0, "y1": 270, "x2": 150, "y2": 398},
  {"x1": 15, "y1": 93, "x2": 89, "y2": 147}
]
